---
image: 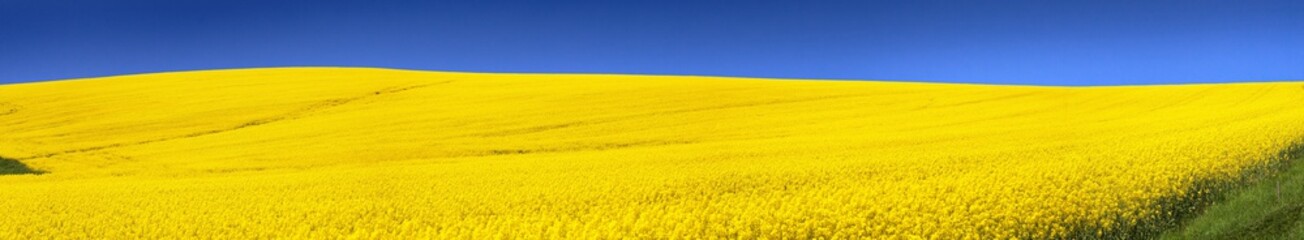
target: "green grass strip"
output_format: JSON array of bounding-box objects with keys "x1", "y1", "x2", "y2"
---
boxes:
[
  {"x1": 1162, "y1": 147, "x2": 1304, "y2": 239},
  {"x1": 0, "y1": 156, "x2": 42, "y2": 175}
]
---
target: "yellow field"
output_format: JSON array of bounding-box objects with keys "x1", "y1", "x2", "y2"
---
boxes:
[{"x1": 1, "y1": 68, "x2": 1302, "y2": 239}]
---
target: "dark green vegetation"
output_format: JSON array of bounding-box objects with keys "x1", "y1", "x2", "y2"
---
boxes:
[
  {"x1": 1161, "y1": 144, "x2": 1304, "y2": 239},
  {"x1": 0, "y1": 156, "x2": 42, "y2": 175}
]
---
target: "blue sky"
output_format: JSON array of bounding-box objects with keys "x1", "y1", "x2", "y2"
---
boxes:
[{"x1": 2, "y1": 0, "x2": 1303, "y2": 85}]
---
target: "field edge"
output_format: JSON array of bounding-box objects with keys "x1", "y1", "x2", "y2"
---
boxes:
[{"x1": 1159, "y1": 142, "x2": 1304, "y2": 239}]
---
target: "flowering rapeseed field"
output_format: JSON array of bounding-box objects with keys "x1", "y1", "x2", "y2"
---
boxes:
[{"x1": 0, "y1": 68, "x2": 1302, "y2": 239}]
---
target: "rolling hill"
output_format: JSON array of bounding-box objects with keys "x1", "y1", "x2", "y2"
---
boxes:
[{"x1": 1, "y1": 68, "x2": 1302, "y2": 238}]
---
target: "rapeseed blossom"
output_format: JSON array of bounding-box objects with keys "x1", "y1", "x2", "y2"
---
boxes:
[{"x1": 0, "y1": 68, "x2": 1301, "y2": 239}]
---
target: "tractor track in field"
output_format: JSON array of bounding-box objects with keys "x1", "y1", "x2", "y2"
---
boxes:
[
  {"x1": 0, "y1": 102, "x2": 18, "y2": 116},
  {"x1": 20, "y1": 82, "x2": 448, "y2": 160},
  {"x1": 461, "y1": 93, "x2": 871, "y2": 138}
]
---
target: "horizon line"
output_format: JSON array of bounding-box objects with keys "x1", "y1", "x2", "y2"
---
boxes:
[{"x1": 4, "y1": 65, "x2": 1302, "y2": 88}]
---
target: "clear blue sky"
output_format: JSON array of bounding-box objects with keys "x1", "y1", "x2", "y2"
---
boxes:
[{"x1": 3, "y1": 0, "x2": 1303, "y2": 85}]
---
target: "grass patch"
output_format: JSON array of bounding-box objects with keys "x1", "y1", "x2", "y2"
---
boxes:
[
  {"x1": 0, "y1": 156, "x2": 43, "y2": 175},
  {"x1": 1050, "y1": 145, "x2": 1304, "y2": 239},
  {"x1": 1160, "y1": 145, "x2": 1304, "y2": 239}
]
